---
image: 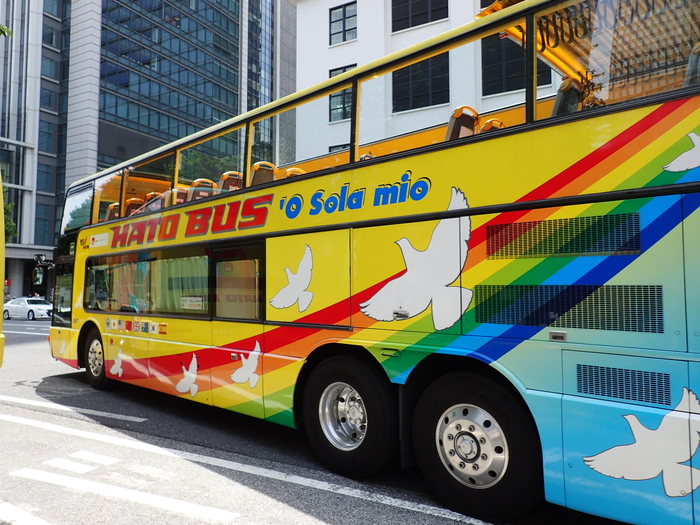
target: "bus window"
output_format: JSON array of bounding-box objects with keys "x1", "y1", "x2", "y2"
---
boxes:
[
  {"x1": 123, "y1": 153, "x2": 175, "y2": 215},
  {"x1": 150, "y1": 247, "x2": 209, "y2": 316},
  {"x1": 535, "y1": 0, "x2": 699, "y2": 119},
  {"x1": 178, "y1": 126, "x2": 245, "y2": 200},
  {"x1": 252, "y1": 85, "x2": 354, "y2": 182},
  {"x1": 357, "y1": 21, "x2": 532, "y2": 159},
  {"x1": 214, "y1": 243, "x2": 264, "y2": 320},
  {"x1": 53, "y1": 263, "x2": 73, "y2": 327},
  {"x1": 60, "y1": 183, "x2": 93, "y2": 235},
  {"x1": 94, "y1": 172, "x2": 123, "y2": 222}
]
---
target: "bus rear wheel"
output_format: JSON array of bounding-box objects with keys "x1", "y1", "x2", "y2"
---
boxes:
[
  {"x1": 303, "y1": 355, "x2": 398, "y2": 479},
  {"x1": 84, "y1": 328, "x2": 109, "y2": 390},
  {"x1": 413, "y1": 372, "x2": 542, "y2": 522}
]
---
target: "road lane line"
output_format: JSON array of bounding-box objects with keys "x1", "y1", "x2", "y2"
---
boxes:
[
  {"x1": 0, "y1": 395, "x2": 147, "y2": 422},
  {"x1": 10, "y1": 469, "x2": 239, "y2": 523},
  {"x1": 0, "y1": 500, "x2": 54, "y2": 525},
  {"x1": 43, "y1": 458, "x2": 96, "y2": 474},
  {"x1": 0, "y1": 412, "x2": 482, "y2": 523},
  {"x1": 69, "y1": 451, "x2": 120, "y2": 465}
]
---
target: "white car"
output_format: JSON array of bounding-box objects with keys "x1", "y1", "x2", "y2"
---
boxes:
[{"x1": 3, "y1": 298, "x2": 53, "y2": 320}]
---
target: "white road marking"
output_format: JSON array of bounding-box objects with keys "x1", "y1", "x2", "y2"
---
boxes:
[
  {"x1": 0, "y1": 395, "x2": 147, "y2": 423},
  {"x1": 69, "y1": 451, "x2": 120, "y2": 465},
  {"x1": 43, "y1": 458, "x2": 96, "y2": 474},
  {"x1": 10, "y1": 469, "x2": 239, "y2": 523},
  {"x1": 0, "y1": 412, "x2": 481, "y2": 523},
  {"x1": 0, "y1": 500, "x2": 55, "y2": 525}
]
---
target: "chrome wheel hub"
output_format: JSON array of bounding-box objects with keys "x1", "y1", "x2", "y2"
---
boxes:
[
  {"x1": 318, "y1": 382, "x2": 367, "y2": 451},
  {"x1": 436, "y1": 403, "x2": 508, "y2": 489},
  {"x1": 87, "y1": 339, "x2": 104, "y2": 377}
]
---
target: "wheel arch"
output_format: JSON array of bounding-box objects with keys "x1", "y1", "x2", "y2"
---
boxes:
[
  {"x1": 293, "y1": 342, "x2": 394, "y2": 428},
  {"x1": 76, "y1": 320, "x2": 101, "y2": 369},
  {"x1": 399, "y1": 353, "x2": 541, "y2": 467}
]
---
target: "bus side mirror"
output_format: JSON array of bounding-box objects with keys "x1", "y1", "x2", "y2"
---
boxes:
[{"x1": 33, "y1": 267, "x2": 44, "y2": 285}]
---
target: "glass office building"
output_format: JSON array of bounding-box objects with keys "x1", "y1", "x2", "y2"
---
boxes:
[{"x1": 0, "y1": 0, "x2": 290, "y2": 299}]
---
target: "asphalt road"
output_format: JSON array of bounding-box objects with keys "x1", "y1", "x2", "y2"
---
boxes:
[{"x1": 0, "y1": 319, "x2": 627, "y2": 525}]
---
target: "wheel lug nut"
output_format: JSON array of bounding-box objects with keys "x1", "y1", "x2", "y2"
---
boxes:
[
  {"x1": 447, "y1": 434, "x2": 454, "y2": 441},
  {"x1": 472, "y1": 464, "x2": 479, "y2": 471},
  {"x1": 469, "y1": 425, "x2": 475, "y2": 432},
  {"x1": 455, "y1": 424, "x2": 462, "y2": 431},
  {"x1": 449, "y1": 450, "x2": 456, "y2": 456},
  {"x1": 459, "y1": 462, "x2": 465, "y2": 469},
  {"x1": 479, "y1": 437, "x2": 486, "y2": 444},
  {"x1": 481, "y1": 454, "x2": 487, "y2": 461}
]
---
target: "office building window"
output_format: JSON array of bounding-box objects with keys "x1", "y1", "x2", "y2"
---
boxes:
[
  {"x1": 44, "y1": 0, "x2": 59, "y2": 16},
  {"x1": 329, "y1": 65, "x2": 356, "y2": 122},
  {"x1": 330, "y1": 3, "x2": 357, "y2": 45},
  {"x1": 40, "y1": 88, "x2": 57, "y2": 110},
  {"x1": 392, "y1": 0, "x2": 448, "y2": 32},
  {"x1": 41, "y1": 57, "x2": 58, "y2": 79},
  {"x1": 38, "y1": 121, "x2": 54, "y2": 152},
  {"x1": 35, "y1": 204, "x2": 51, "y2": 246},
  {"x1": 43, "y1": 25, "x2": 57, "y2": 47},
  {"x1": 37, "y1": 164, "x2": 52, "y2": 192},
  {"x1": 393, "y1": 52, "x2": 449, "y2": 112},
  {"x1": 479, "y1": 0, "x2": 551, "y2": 95}
]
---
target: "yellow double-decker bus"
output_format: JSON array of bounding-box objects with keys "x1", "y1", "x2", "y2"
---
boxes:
[{"x1": 51, "y1": 0, "x2": 700, "y2": 522}]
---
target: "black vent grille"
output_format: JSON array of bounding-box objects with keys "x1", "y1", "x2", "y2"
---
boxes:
[
  {"x1": 487, "y1": 213, "x2": 641, "y2": 259},
  {"x1": 576, "y1": 364, "x2": 671, "y2": 405},
  {"x1": 475, "y1": 285, "x2": 663, "y2": 333}
]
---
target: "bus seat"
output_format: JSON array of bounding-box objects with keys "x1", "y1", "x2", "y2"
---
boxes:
[
  {"x1": 683, "y1": 42, "x2": 700, "y2": 87},
  {"x1": 187, "y1": 178, "x2": 218, "y2": 201},
  {"x1": 219, "y1": 171, "x2": 244, "y2": 192},
  {"x1": 551, "y1": 78, "x2": 582, "y2": 117},
  {"x1": 174, "y1": 186, "x2": 188, "y2": 205},
  {"x1": 125, "y1": 198, "x2": 144, "y2": 216},
  {"x1": 445, "y1": 106, "x2": 479, "y2": 141},
  {"x1": 359, "y1": 154, "x2": 375, "y2": 160},
  {"x1": 251, "y1": 161, "x2": 277, "y2": 186},
  {"x1": 145, "y1": 192, "x2": 159, "y2": 203},
  {"x1": 106, "y1": 202, "x2": 120, "y2": 220},
  {"x1": 282, "y1": 167, "x2": 306, "y2": 178},
  {"x1": 480, "y1": 119, "x2": 505, "y2": 133}
]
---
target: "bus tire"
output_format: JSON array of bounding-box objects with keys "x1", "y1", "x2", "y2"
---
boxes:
[
  {"x1": 84, "y1": 328, "x2": 109, "y2": 390},
  {"x1": 303, "y1": 355, "x2": 398, "y2": 479},
  {"x1": 413, "y1": 372, "x2": 542, "y2": 522}
]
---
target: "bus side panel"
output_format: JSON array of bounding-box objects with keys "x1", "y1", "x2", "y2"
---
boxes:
[
  {"x1": 211, "y1": 321, "x2": 265, "y2": 419},
  {"x1": 352, "y1": 213, "x2": 464, "y2": 335},
  {"x1": 147, "y1": 318, "x2": 213, "y2": 405},
  {"x1": 562, "y1": 352, "x2": 691, "y2": 525},
  {"x1": 266, "y1": 230, "x2": 351, "y2": 327},
  {"x1": 688, "y1": 362, "x2": 700, "y2": 525},
  {"x1": 49, "y1": 326, "x2": 79, "y2": 368},
  {"x1": 101, "y1": 315, "x2": 150, "y2": 386}
]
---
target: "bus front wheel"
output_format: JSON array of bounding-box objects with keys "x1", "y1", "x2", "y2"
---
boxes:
[
  {"x1": 303, "y1": 355, "x2": 398, "y2": 479},
  {"x1": 413, "y1": 372, "x2": 542, "y2": 522},
  {"x1": 84, "y1": 328, "x2": 109, "y2": 390}
]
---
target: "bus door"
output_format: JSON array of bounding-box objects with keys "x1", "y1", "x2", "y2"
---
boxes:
[
  {"x1": 210, "y1": 243, "x2": 265, "y2": 419},
  {"x1": 146, "y1": 247, "x2": 212, "y2": 404},
  {"x1": 559, "y1": 195, "x2": 691, "y2": 524}
]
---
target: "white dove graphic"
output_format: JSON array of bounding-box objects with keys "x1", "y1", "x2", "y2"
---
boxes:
[
  {"x1": 584, "y1": 387, "x2": 700, "y2": 497},
  {"x1": 360, "y1": 187, "x2": 473, "y2": 331},
  {"x1": 270, "y1": 244, "x2": 314, "y2": 312},
  {"x1": 175, "y1": 353, "x2": 199, "y2": 397},
  {"x1": 664, "y1": 132, "x2": 700, "y2": 172},
  {"x1": 109, "y1": 349, "x2": 124, "y2": 378},
  {"x1": 230, "y1": 341, "x2": 261, "y2": 389}
]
